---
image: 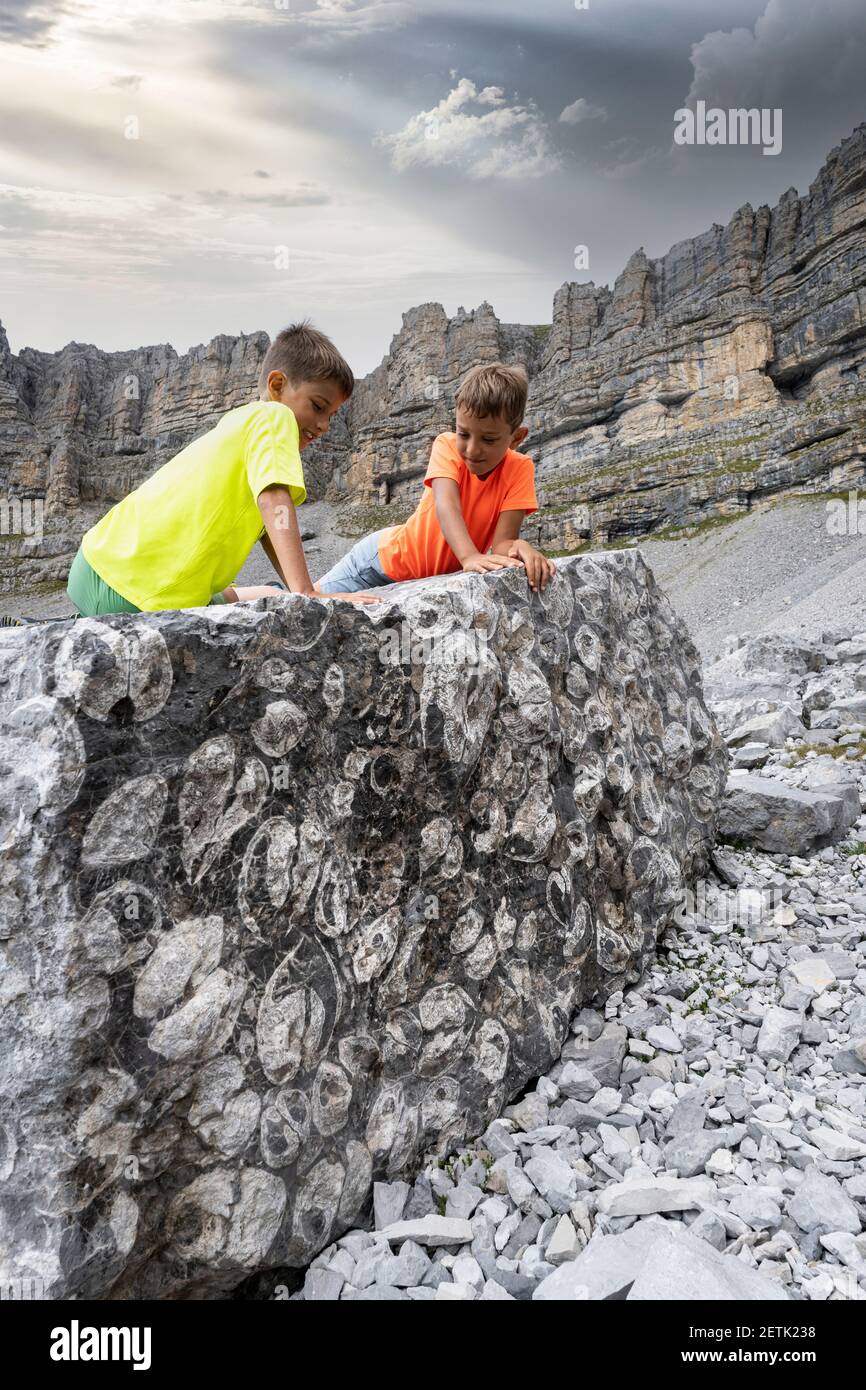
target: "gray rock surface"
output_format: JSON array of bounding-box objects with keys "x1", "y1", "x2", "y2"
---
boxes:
[
  {"x1": 718, "y1": 775, "x2": 858, "y2": 855},
  {"x1": 789, "y1": 1168, "x2": 862, "y2": 1237},
  {"x1": 624, "y1": 1225, "x2": 791, "y2": 1301},
  {"x1": 0, "y1": 552, "x2": 726, "y2": 1298},
  {"x1": 532, "y1": 1218, "x2": 789, "y2": 1301}
]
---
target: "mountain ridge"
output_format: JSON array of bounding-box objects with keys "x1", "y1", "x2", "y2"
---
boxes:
[{"x1": 1, "y1": 122, "x2": 865, "y2": 594}]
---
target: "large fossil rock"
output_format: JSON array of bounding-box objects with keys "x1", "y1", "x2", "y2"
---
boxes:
[{"x1": 0, "y1": 554, "x2": 727, "y2": 1298}]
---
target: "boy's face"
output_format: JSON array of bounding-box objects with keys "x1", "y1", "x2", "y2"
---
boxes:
[
  {"x1": 266, "y1": 371, "x2": 348, "y2": 450},
  {"x1": 455, "y1": 408, "x2": 528, "y2": 477}
]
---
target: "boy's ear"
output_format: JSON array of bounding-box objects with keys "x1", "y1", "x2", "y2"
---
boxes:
[
  {"x1": 266, "y1": 370, "x2": 287, "y2": 400},
  {"x1": 511, "y1": 425, "x2": 529, "y2": 448}
]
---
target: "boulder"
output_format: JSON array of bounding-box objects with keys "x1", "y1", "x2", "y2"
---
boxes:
[
  {"x1": 595, "y1": 1175, "x2": 716, "y2": 1217},
  {"x1": 789, "y1": 758, "x2": 862, "y2": 828},
  {"x1": 0, "y1": 553, "x2": 727, "y2": 1297},
  {"x1": 532, "y1": 1219, "x2": 789, "y2": 1301},
  {"x1": 717, "y1": 773, "x2": 860, "y2": 853},
  {"x1": 788, "y1": 1166, "x2": 862, "y2": 1236},
  {"x1": 756, "y1": 1007, "x2": 804, "y2": 1063},
  {"x1": 727, "y1": 705, "x2": 807, "y2": 748}
]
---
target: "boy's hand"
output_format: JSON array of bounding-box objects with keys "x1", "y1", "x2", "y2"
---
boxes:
[
  {"x1": 462, "y1": 552, "x2": 524, "y2": 576},
  {"x1": 315, "y1": 590, "x2": 382, "y2": 605},
  {"x1": 504, "y1": 539, "x2": 557, "y2": 593}
]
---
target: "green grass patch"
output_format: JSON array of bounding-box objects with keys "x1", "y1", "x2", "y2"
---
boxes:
[
  {"x1": 725, "y1": 432, "x2": 772, "y2": 446},
  {"x1": 642, "y1": 512, "x2": 743, "y2": 543},
  {"x1": 543, "y1": 500, "x2": 590, "y2": 515},
  {"x1": 27, "y1": 578, "x2": 69, "y2": 596},
  {"x1": 777, "y1": 489, "x2": 860, "y2": 505},
  {"x1": 335, "y1": 502, "x2": 414, "y2": 537},
  {"x1": 544, "y1": 437, "x2": 772, "y2": 495},
  {"x1": 544, "y1": 542, "x2": 592, "y2": 558},
  {"x1": 699, "y1": 458, "x2": 762, "y2": 480},
  {"x1": 546, "y1": 461, "x2": 635, "y2": 491},
  {"x1": 787, "y1": 739, "x2": 866, "y2": 761}
]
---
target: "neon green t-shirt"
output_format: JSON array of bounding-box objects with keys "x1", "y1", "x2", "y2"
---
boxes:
[{"x1": 82, "y1": 400, "x2": 306, "y2": 611}]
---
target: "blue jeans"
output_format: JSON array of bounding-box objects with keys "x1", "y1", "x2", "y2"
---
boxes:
[{"x1": 316, "y1": 528, "x2": 395, "y2": 594}]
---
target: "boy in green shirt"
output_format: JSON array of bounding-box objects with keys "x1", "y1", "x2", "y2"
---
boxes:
[{"x1": 66, "y1": 321, "x2": 379, "y2": 616}]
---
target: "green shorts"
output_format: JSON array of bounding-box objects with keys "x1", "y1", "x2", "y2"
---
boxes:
[{"x1": 67, "y1": 546, "x2": 228, "y2": 617}]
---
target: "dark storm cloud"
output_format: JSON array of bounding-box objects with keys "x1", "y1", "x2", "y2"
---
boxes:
[
  {"x1": 197, "y1": 1, "x2": 781, "y2": 212},
  {"x1": 682, "y1": 0, "x2": 866, "y2": 173},
  {"x1": 201, "y1": 0, "x2": 768, "y2": 165},
  {"x1": 0, "y1": 0, "x2": 68, "y2": 44},
  {"x1": 151, "y1": 0, "x2": 863, "y2": 340},
  {"x1": 191, "y1": 2, "x2": 780, "y2": 294}
]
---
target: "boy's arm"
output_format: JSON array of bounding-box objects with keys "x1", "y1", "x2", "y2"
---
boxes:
[
  {"x1": 430, "y1": 478, "x2": 523, "y2": 574},
  {"x1": 257, "y1": 485, "x2": 316, "y2": 595},
  {"x1": 489, "y1": 510, "x2": 557, "y2": 593},
  {"x1": 260, "y1": 530, "x2": 288, "y2": 585},
  {"x1": 488, "y1": 510, "x2": 525, "y2": 554},
  {"x1": 256, "y1": 486, "x2": 381, "y2": 605}
]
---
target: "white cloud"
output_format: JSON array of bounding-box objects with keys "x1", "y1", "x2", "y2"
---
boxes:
[
  {"x1": 375, "y1": 76, "x2": 561, "y2": 180},
  {"x1": 559, "y1": 97, "x2": 607, "y2": 125}
]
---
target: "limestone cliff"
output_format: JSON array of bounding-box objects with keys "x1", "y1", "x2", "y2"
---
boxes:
[
  {"x1": 331, "y1": 124, "x2": 866, "y2": 552},
  {"x1": 1, "y1": 125, "x2": 864, "y2": 595},
  {"x1": 0, "y1": 328, "x2": 270, "y2": 595}
]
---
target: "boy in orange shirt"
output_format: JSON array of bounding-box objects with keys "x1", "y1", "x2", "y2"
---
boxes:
[{"x1": 315, "y1": 362, "x2": 556, "y2": 595}]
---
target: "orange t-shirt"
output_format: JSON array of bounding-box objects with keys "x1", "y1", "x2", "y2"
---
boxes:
[{"x1": 377, "y1": 433, "x2": 538, "y2": 582}]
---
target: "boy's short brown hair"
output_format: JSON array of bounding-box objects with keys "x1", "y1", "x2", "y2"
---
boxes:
[
  {"x1": 258, "y1": 319, "x2": 354, "y2": 398},
  {"x1": 455, "y1": 362, "x2": 529, "y2": 428}
]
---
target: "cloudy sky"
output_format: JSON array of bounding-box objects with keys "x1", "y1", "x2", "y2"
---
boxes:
[{"x1": 0, "y1": 0, "x2": 864, "y2": 375}]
